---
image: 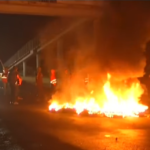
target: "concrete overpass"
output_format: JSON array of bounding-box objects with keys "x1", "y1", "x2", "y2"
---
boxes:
[
  {"x1": 0, "y1": 1, "x2": 103, "y2": 17},
  {"x1": 4, "y1": 18, "x2": 89, "y2": 76},
  {"x1": 3, "y1": 0, "x2": 102, "y2": 77}
]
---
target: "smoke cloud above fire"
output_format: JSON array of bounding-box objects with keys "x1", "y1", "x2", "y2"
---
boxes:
[
  {"x1": 35, "y1": 1, "x2": 150, "y2": 110},
  {"x1": 95, "y1": 1, "x2": 150, "y2": 80},
  {"x1": 40, "y1": 1, "x2": 150, "y2": 83}
]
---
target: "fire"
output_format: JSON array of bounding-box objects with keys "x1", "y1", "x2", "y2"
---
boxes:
[{"x1": 49, "y1": 73, "x2": 148, "y2": 117}]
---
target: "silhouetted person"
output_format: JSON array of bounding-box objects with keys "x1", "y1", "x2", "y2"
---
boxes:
[
  {"x1": 2, "y1": 67, "x2": 9, "y2": 95},
  {"x1": 49, "y1": 69, "x2": 57, "y2": 96},
  {"x1": 8, "y1": 66, "x2": 22, "y2": 105},
  {"x1": 36, "y1": 67, "x2": 44, "y2": 101}
]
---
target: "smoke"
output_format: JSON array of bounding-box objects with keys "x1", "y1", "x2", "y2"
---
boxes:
[
  {"x1": 39, "y1": 17, "x2": 88, "y2": 71},
  {"x1": 61, "y1": 1, "x2": 150, "y2": 82},
  {"x1": 95, "y1": 1, "x2": 150, "y2": 80},
  {"x1": 39, "y1": 2, "x2": 150, "y2": 94}
]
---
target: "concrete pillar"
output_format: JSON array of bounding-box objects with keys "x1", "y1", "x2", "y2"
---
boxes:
[
  {"x1": 57, "y1": 39, "x2": 63, "y2": 60},
  {"x1": 57, "y1": 39, "x2": 64, "y2": 69},
  {"x1": 23, "y1": 61, "x2": 26, "y2": 77},
  {"x1": 93, "y1": 18, "x2": 100, "y2": 51},
  {"x1": 36, "y1": 53, "x2": 39, "y2": 69}
]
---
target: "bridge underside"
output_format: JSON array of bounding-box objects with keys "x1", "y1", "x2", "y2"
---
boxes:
[
  {"x1": 0, "y1": 1, "x2": 102, "y2": 17},
  {"x1": 2, "y1": 1, "x2": 102, "y2": 75}
]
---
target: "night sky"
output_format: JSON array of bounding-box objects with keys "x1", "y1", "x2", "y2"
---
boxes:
[{"x1": 0, "y1": 14, "x2": 55, "y2": 62}]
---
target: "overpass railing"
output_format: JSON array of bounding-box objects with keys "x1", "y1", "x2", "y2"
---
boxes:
[
  {"x1": 4, "y1": 18, "x2": 87, "y2": 69},
  {"x1": 4, "y1": 38, "x2": 41, "y2": 67}
]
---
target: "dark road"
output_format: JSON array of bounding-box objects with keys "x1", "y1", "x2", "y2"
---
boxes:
[{"x1": 0, "y1": 97, "x2": 150, "y2": 150}]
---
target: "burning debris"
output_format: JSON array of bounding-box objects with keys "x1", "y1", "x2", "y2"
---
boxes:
[{"x1": 49, "y1": 73, "x2": 148, "y2": 118}]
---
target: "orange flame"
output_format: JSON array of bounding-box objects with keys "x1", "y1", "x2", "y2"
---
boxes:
[{"x1": 49, "y1": 73, "x2": 148, "y2": 117}]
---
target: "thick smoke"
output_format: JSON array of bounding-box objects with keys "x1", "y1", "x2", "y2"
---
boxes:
[
  {"x1": 37, "y1": 1, "x2": 150, "y2": 104},
  {"x1": 95, "y1": 1, "x2": 150, "y2": 80},
  {"x1": 40, "y1": 2, "x2": 150, "y2": 86}
]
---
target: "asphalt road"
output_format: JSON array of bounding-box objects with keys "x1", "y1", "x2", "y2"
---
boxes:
[
  {"x1": 0, "y1": 80, "x2": 150, "y2": 150},
  {"x1": 0, "y1": 95, "x2": 150, "y2": 150}
]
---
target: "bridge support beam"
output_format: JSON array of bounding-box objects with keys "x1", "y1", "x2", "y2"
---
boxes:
[
  {"x1": 57, "y1": 39, "x2": 63, "y2": 59},
  {"x1": 23, "y1": 61, "x2": 26, "y2": 77},
  {"x1": 36, "y1": 53, "x2": 40, "y2": 69},
  {"x1": 57, "y1": 39, "x2": 64, "y2": 70}
]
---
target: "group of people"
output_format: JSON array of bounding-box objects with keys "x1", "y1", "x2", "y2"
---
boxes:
[
  {"x1": 2, "y1": 66, "x2": 22, "y2": 105},
  {"x1": 1, "y1": 66, "x2": 58, "y2": 105},
  {"x1": 1, "y1": 66, "x2": 83, "y2": 104},
  {"x1": 36, "y1": 67, "x2": 57, "y2": 100}
]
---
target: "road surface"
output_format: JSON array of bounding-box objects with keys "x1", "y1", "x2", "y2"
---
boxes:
[{"x1": 0, "y1": 93, "x2": 150, "y2": 150}]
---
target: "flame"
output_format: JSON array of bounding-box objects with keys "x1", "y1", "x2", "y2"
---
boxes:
[{"x1": 49, "y1": 73, "x2": 148, "y2": 117}]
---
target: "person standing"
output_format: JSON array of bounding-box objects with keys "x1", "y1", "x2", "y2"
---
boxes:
[
  {"x1": 8, "y1": 66, "x2": 22, "y2": 105},
  {"x1": 50, "y1": 69, "x2": 56, "y2": 86},
  {"x1": 50, "y1": 69, "x2": 57, "y2": 94},
  {"x1": 36, "y1": 67, "x2": 44, "y2": 101},
  {"x1": 2, "y1": 67, "x2": 9, "y2": 95}
]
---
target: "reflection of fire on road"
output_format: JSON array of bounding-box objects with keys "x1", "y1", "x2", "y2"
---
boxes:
[{"x1": 49, "y1": 73, "x2": 148, "y2": 118}]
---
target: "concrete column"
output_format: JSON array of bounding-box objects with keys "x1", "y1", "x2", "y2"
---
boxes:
[
  {"x1": 36, "y1": 53, "x2": 39, "y2": 69},
  {"x1": 23, "y1": 61, "x2": 26, "y2": 77},
  {"x1": 57, "y1": 39, "x2": 64, "y2": 69},
  {"x1": 57, "y1": 39, "x2": 63, "y2": 60},
  {"x1": 93, "y1": 18, "x2": 100, "y2": 51}
]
